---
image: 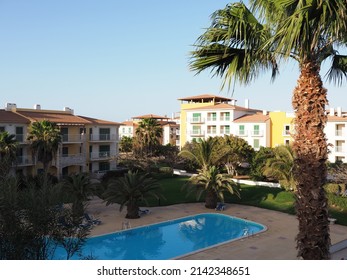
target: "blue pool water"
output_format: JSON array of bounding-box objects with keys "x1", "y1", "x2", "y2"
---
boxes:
[{"x1": 53, "y1": 213, "x2": 266, "y2": 260}]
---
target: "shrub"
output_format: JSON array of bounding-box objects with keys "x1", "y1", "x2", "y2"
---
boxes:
[{"x1": 324, "y1": 183, "x2": 341, "y2": 195}]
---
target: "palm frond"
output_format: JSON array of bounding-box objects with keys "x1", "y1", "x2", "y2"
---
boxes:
[{"x1": 325, "y1": 54, "x2": 347, "y2": 85}]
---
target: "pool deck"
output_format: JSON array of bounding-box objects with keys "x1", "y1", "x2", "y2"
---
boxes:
[{"x1": 87, "y1": 198, "x2": 347, "y2": 260}]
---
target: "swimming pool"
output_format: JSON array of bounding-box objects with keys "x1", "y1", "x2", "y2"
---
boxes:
[{"x1": 53, "y1": 213, "x2": 266, "y2": 260}]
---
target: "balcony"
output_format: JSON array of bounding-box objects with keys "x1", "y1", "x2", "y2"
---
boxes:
[
  {"x1": 335, "y1": 130, "x2": 345, "y2": 137},
  {"x1": 61, "y1": 134, "x2": 86, "y2": 143},
  {"x1": 189, "y1": 130, "x2": 205, "y2": 137},
  {"x1": 251, "y1": 130, "x2": 264, "y2": 137},
  {"x1": 90, "y1": 151, "x2": 116, "y2": 161},
  {"x1": 220, "y1": 116, "x2": 230, "y2": 121},
  {"x1": 335, "y1": 146, "x2": 346, "y2": 153},
  {"x1": 206, "y1": 117, "x2": 217, "y2": 122},
  {"x1": 13, "y1": 156, "x2": 34, "y2": 166},
  {"x1": 236, "y1": 130, "x2": 248, "y2": 137},
  {"x1": 59, "y1": 153, "x2": 86, "y2": 166},
  {"x1": 190, "y1": 117, "x2": 205, "y2": 124},
  {"x1": 89, "y1": 134, "x2": 118, "y2": 142}
]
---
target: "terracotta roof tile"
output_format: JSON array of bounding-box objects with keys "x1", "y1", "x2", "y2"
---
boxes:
[
  {"x1": 178, "y1": 94, "x2": 232, "y2": 102},
  {"x1": 234, "y1": 113, "x2": 270, "y2": 123},
  {"x1": 0, "y1": 110, "x2": 30, "y2": 124}
]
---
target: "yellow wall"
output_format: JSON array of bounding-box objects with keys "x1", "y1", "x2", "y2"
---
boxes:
[
  {"x1": 180, "y1": 102, "x2": 213, "y2": 147},
  {"x1": 269, "y1": 111, "x2": 294, "y2": 147}
]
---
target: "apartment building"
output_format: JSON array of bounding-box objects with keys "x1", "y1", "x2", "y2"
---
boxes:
[
  {"x1": 119, "y1": 114, "x2": 180, "y2": 147},
  {"x1": 178, "y1": 94, "x2": 269, "y2": 150},
  {"x1": 1, "y1": 103, "x2": 121, "y2": 178},
  {"x1": 269, "y1": 111, "x2": 295, "y2": 147}
]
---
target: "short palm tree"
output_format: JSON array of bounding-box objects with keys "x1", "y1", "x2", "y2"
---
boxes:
[
  {"x1": 179, "y1": 137, "x2": 230, "y2": 172},
  {"x1": 60, "y1": 173, "x2": 96, "y2": 219},
  {"x1": 188, "y1": 166, "x2": 240, "y2": 209},
  {"x1": 103, "y1": 171, "x2": 162, "y2": 219},
  {"x1": 27, "y1": 120, "x2": 62, "y2": 175},
  {"x1": 263, "y1": 145, "x2": 295, "y2": 191},
  {"x1": 190, "y1": 0, "x2": 347, "y2": 259}
]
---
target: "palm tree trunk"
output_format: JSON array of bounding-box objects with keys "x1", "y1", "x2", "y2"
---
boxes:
[
  {"x1": 292, "y1": 61, "x2": 330, "y2": 259},
  {"x1": 126, "y1": 201, "x2": 140, "y2": 219},
  {"x1": 205, "y1": 190, "x2": 218, "y2": 209}
]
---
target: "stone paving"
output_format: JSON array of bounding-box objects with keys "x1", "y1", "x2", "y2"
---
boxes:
[{"x1": 87, "y1": 198, "x2": 347, "y2": 260}]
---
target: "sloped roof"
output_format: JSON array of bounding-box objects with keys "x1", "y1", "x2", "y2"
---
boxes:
[
  {"x1": 132, "y1": 114, "x2": 170, "y2": 120},
  {"x1": 15, "y1": 110, "x2": 90, "y2": 125},
  {"x1": 0, "y1": 110, "x2": 30, "y2": 124},
  {"x1": 78, "y1": 116, "x2": 122, "y2": 126},
  {"x1": 178, "y1": 94, "x2": 232, "y2": 102},
  {"x1": 234, "y1": 113, "x2": 270, "y2": 123}
]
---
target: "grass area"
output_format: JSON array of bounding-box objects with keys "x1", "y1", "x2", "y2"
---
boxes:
[{"x1": 145, "y1": 175, "x2": 347, "y2": 226}]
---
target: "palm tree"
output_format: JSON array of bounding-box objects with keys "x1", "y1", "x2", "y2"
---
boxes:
[
  {"x1": 134, "y1": 118, "x2": 163, "y2": 156},
  {"x1": 0, "y1": 131, "x2": 18, "y2": 177},
  {"x1": 103, "y1": 171, "x2": 162, "y2": 219},
  {"x1": 60, "y1": 173, "x2": 96, "y2": 220},
  {"x1": 188, "y1": 166, "x2": 240, "y2": 209},
  {"x1": 178, "y1": 137, "x2": 229, "y2": 172},
  {"x1": 190, "y1": 1, "x2": 347, "y2": 259},
  {"x1": 263, "y1": 145, "x2": 295, "y2": 191},
  {"x1": 27, "y1": 120, "x2": 62, "y2": 175}
]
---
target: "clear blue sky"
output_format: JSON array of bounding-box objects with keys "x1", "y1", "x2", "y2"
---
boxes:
[{"x1": 0, "y1": 0, "x2": 346, "y2": 122}]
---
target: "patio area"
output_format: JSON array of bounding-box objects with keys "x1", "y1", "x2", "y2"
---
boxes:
[{"x1": 86, "y1": 198, "x2": 347, "y2": 260}]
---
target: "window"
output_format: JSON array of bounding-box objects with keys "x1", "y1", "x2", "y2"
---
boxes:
[
  {"x1": 284, "y1": 125, "x2": 290, "y2": 135},
  {"x1": 99, "y1": 162, "x2": 110, "y2": 171},
  {"x1": 253, "y1": 125, "x2": 260, "y2": 136},
  {"x1": 62, "y1": 147, "x2": 69, "y2": 157},
  {"x1": 122, "y1": 127, "x2": 126, "y2": 133},
  {"x1": 61, "y1": 127, "x2": 68, "y2": 142},
  {"x1": 0, "y1": 126, "x2": 5, "y2": 132},
  {"x1": 15, "y1": 127, "x2": 24, "y2": 142},
  {"x1": 208, "y1": 112, "x2": 217, "y2": 121},
  {"x1": 192, "y1": 113, "x2": 201, "y2": 123},
  {"x1": 253, "y1": 139, "x2": 260, "y2": 149},
  {"x1": 192, "y1": 125, "x2": 201, "y2": 135},
  {"x1": 285, "y1": 139, "x2": 290, "y2": 146},
  {"x1": 239, "y1": 125, "x2": 245, "y2": 136},
  {"x1": 128, "y1": 127, "x2": 131, "y2": 133},
  {"x1": 207, "y1": 125, "x2": 217, "y2": 134},
  {"x1": 99, "y1": 145, "x2": 110, "y2": 157},
  {"x1": 99, "y1": 128, "x2": 110, "y2": 140},
  {"x1": 221, "y1": 125, "x2": 230, "y2": 134}
]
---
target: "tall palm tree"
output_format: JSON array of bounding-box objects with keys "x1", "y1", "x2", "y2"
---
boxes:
[
  {"x1": 190, "y1": 1, "x2": 347, "y2": 259},
  {"x1": 27, "y1": 120, "x2": 62, "y2": 175},
  {"x1": 263, "y1": 145, "x2": 295, "y2": 191},
  {"x1": 0, "y1": 131, "x2": 18, "y2": 177},
  {"x1": 179, "y1": 137, "x2": 230, "y2": 172},
  {"x1": 188, "y1": 165, "x2": 240, "y2": 209},
  {"x1": 103, "y1": 171, "x2": 162, "y2": 219},
  {"x1": 135, "y1": 118, "x2": 163, "y2": 156}
]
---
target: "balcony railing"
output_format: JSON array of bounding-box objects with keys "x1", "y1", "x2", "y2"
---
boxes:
[
  {"x1": 335, "y1": 130, "x2": 345, "y2": 137},
  {"x1": 90, "y1": 151, "x2": 116, "y2": 160},
  {"x1": 190, "y1": 117, "x2": 205, "y2": 124},
  {"x1": 61, "y1": 134, "x2": 86, "y2": 143},
  {"x1": 189, "y1": 130, "x2": 205, "y2": 136},
  {"x1": 335, "y1": 146, "x2": 345, "y2": 153},
  {"x1": 13, "y1": 156, "x2": 34, "y2": 166},
  {"x1": 220, "y1": 116, "x2": 230, "y2": 121},
  {"x1": 236, "y1": 130, "x2": 248, "y2": 137},
  {"x1": 207, "y1": 117, "x2": 217, "y2": 122},
  {"x1": 89, "y1": 134, "x2": 118, "y2": 142},
  {"x1": 59, "y1": 153, "x2": 86, "y2": 166},
  {"x1": 251, "y1": 130, "x2": 264, "y2": 137}
]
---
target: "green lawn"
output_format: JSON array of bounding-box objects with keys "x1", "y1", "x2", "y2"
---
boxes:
[{"x1": 145, "y1": 175, "x2": 347, "y2": 226}]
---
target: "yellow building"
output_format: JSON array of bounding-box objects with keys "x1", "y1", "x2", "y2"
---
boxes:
[
  {"x1": 269, "y1": 111, "x2": 294, "y2": 147},
  {"x1": 1, "y1": 103, "x2": 121, "y2": 178}
]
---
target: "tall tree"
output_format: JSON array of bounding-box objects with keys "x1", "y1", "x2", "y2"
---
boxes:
[
  {"x1": 190, "y1": 1, "x2": 347, "y2": 259},
  {"x1": 27, "y1": 120, "x2": 62, "y2": 176},
  {"x1": 134, "y1": 118, "x2": 163, "y2": 156}
]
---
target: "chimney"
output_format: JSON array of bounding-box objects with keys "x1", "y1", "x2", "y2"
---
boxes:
[
  {"x1": 337, "y1": 107, "x2": 342, "y2": 117},
  {"x1": 34, "y1": 104, "x2": 41, "y2": 110},
  {"x1": 330, "y1": 108, "x2": 335, "y2": 116},
  {"x1": 230, "y1": 99, "x2": 236, "y2": 106},
  {"x1": 5, "y1": 103, "x2": 17, "y2": 111},
  {"x1": 245, "y1": 99, "x2": 249, "y2": 109},
  {"x1": 263, "y1": 110, "x2": 267, "y2": 115},
  {"x1": 64, "y1": 107, "x2": 74, "y2": 114}
]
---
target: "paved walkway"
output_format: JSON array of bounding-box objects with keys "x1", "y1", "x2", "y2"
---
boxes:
[{"x1": 87, "y1": 198, "x2": 347, "y2": 260}]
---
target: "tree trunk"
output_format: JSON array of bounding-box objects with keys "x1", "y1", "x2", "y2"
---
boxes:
[
  {"x1": 205, "y1": 190, "x2": 218, "y2": 209},
  {"x1": 125, "y1": 201, "x2": 140, "y2": 219},
  {"x1": 292, "y1": 61, "x2": 330, "y2": 259}
]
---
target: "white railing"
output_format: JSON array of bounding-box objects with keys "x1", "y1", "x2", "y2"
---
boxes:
[
  {"x1": 335, "y1": 146, "x2": 345, "y2": 153},
  {"x1": 190, "y1": 117, "x2": 205, "y2": 124},
  {"x1": 236, "y1": 130, "x2": 248, "y2": 137},
  {"x1": 89, "y1": 134, "x2": 118, "y2": 142},
  {"x1": 61, "y1": 134, "x2": 86, "y2": 143},
  {"x1": 90, "y1": 151, "x2": 116, "y2": 160},
  {"x1": 335, "y1": 130, "x2": 345, "y2": 137},
  {"x1": 207, "y1": 117, "x2": 217, "y2": 122},
  {"x1": 251, "y1": 130, "x2": 264, "y2": 137},
  {"x1": 189, "y1": 130, "x2": 205, "y2": 136},
  {"x1": 59, "y1": 153, "x2": 86, "y2": 166},
  {"x1": 220, "y1": 116, "x2": 230, "y2": 121}
]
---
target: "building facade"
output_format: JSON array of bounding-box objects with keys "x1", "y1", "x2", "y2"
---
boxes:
[{"x1": 1, "y1": 103, "x2": 121, "y2": 178}]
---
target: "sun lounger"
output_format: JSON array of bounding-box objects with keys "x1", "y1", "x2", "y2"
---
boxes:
[
  {"x1": 84, "y1": 213, "x2": 101, "y2": 226},
  {"x1": 139, "y1": 209, "x2": 150, "y2": 215},
  {"x1": 215, "y1": 203, "x2": 225, "y2": 211}
]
